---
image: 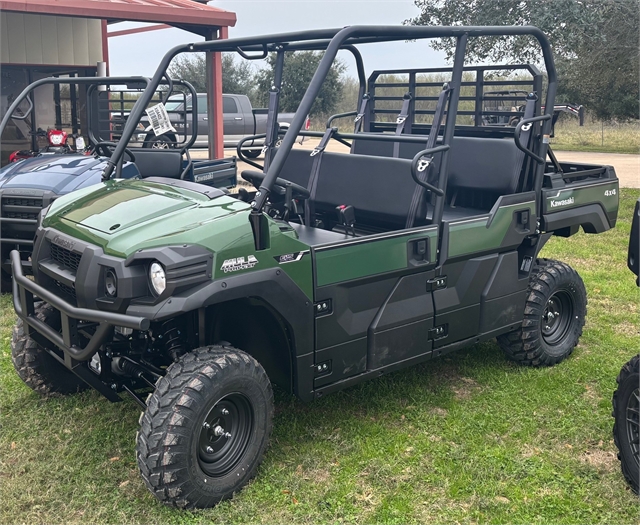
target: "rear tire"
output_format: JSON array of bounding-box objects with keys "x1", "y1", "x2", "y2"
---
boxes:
[
  {"x1": 613, "y1": 354, "x2": 640, "y2": 494},
  {"x1": 244, "y1": 149, "x2": 262, "y2": 159},
  {"x1": 143, "y1": 134, "x2": 174, "y2": 149},
  {"x1": 11, "y1": 303, "x2": 87, "y2": 396},
  {"x1": 497, "y1": 258, "x2": 587, "y2": 366},
  {"x1": 136, "y1": 345, "x2": 273, "y2": 509}
]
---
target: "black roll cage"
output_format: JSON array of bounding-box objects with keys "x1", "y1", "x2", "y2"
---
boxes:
[{"x1": 3, "y1": 26, "x2": 557, "y2": 244}]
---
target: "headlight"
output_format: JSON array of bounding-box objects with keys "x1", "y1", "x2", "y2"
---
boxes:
[
  {"x1": 149, "y1": 261, "x2": 166, "y2": 295},
  {"x1": 105, "y1": 269, "x2": 117, "y2": 297}
]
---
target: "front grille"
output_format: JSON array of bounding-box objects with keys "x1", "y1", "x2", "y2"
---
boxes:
[
  {"x1": 4, "y1": 211, "x2": 39, "y2": 220},
  {"x1": 50, "y1": 243, "x2": 82, "y2": 272},
  {"x1": 2, "y1": 197, "x2": 43, "y2": 207},
  {"x1": 54, "y1": 280, "x2": 76, "y2": 298}
]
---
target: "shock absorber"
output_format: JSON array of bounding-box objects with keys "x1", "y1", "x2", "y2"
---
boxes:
[{"x1": 159, "y1": 319, "x2": 186, "y2": 361}]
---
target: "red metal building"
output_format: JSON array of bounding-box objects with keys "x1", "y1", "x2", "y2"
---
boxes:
[{"x1": 0, "y1": 0, "x2": 236, "y2": 160}]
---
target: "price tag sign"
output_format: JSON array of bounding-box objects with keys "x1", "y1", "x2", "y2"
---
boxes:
[{"x1": 145, "y1": 103, "x2": 176, "y2": 137}]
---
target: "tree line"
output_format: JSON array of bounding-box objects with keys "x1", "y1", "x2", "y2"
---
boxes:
[{"x1": 168, "y1": 0, "x2": 638, "y2": 123}]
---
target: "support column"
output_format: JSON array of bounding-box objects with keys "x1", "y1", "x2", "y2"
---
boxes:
[{"x1": 206, "y1": 26, "x2": 227, "y2": 159}]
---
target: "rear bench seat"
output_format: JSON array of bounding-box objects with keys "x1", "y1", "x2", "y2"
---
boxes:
[{"x1": 353, "y1": 135, "x2": 527, "y2": 216}]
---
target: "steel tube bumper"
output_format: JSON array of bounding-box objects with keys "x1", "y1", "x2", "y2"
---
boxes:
[{"x1": 11, "y1": 250, "x2": 150, "y2": 361}]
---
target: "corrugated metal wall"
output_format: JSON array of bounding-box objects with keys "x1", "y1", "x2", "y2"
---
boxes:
[{"x1": 0, "y1": 12, "x2": 103, "y2": 66}]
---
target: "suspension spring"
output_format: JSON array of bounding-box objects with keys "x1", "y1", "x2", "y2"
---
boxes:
[{"x1": 159, "y1": 319, "x2": 186, "y2": 361}]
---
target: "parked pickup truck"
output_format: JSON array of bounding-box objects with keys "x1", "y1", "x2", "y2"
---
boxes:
[{"x1": 141, "y1": 93, "x2": 308, "y2": 157}]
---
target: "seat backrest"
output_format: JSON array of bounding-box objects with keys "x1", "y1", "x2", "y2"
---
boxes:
[
  {"x1": 133, "y1": 149, "x2": 183, "y2": 179},
  {"x1": 351, "y1": 138, "x2": 425, "y2": 160},
  {"x1": 276, "y1": 148, "x2": 316, "y2": 187},
  {"x1": 312, "y1": 152, "x2": 426, "y2": 231},
  {"x1": 352, "y1": 135, "x2": 525, "y2": 197},
  {"x1": 447, "y1": 137, "x2": 524, "y2": 195}
]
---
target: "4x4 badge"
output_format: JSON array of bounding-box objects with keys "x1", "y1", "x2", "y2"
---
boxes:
[{"x1": 220, "y1": 255, "x2": 258, "y2": 273}]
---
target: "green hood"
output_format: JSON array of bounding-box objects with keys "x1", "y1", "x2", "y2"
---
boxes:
[{"x1": 44, "y1": 179, "x2": 252, "y2": 257}]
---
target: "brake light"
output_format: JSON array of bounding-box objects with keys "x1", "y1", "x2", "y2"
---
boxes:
[
  {"x1": 9, "y1": 151, "x2": 20, "y2": 163},
  {"x1": 305, "y1": 116, "x2": 310, "y2": 131},
  {"x1": 47, "y1": 129, "x2": 67, "y2": 146}
]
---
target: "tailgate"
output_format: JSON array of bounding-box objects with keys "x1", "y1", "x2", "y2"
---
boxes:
[{"x1": 541, "y1": 162, "x2": 619, "y2": 235}]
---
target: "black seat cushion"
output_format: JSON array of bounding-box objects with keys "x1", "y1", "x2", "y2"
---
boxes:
[
  {"x1": 352, "y1": 135, "x2": 525, "y2": 198},
  {"x1": 290, "y1": 223, "x2": 351, "y2": 246},
  {"x1": 447, "y1": 137, "x2": 524, "y2": 195},
  {"x1": 133, "y1": 149, "x2": 183, "y2": 179},
  {"x1": 313, "y1": 152, "x2": 426, "y2": 231}
]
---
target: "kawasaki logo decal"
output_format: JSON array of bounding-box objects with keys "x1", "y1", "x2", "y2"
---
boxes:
[
  {"x1": 52, "y1": 235, "x2": 76, "y2": 251},
  {"x1": 220, "y1": 255, "x2": 258, "y2": 273},
  {"x1": 549, "y1": 197, "x2": 574, "y2": 208}
]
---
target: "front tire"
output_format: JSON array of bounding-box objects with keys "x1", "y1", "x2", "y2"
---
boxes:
[
  {"x1": 497, "y1": 258, "x2": 587, "y2": 366},
  {"x1": 136, "y1": 345, "x2": 273, "y2": 509},
  {"x1": 11, "y1": 303, "x2": 87, "y2": 396},
  {"x1": 613, "y1": 354, "x2": 640, "y2": 494},
  {"x1": 1, "y1": 269, "x2": 12, "y2": 294}
]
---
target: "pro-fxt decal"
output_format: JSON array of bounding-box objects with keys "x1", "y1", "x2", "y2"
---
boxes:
[
  {"x1": 220, "y1": 255, "x2": 258, "y2": 273},
  {"x1": 273, "y1": 251, "x2": 306, "y2": 264}
]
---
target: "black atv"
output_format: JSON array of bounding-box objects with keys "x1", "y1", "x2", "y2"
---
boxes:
[{"x1": 613, "y1": 198, "x2": 640, "y2": 494}]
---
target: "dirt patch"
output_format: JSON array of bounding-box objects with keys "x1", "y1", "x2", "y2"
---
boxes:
[
  {"x1": 614, "y1": 321, "x2": 639, "y2": 337},
  {"x1": 579, "y1": 449, "x2": 618, "y2": 473},
  {"x1": 429, "y1": 407, "x2": 449, "y2": 417},
  {"x1": 451, "y1": 376, "x2": 482, "y2": 401}
]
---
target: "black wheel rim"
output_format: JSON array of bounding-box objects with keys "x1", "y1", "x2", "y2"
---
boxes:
[
  {"x1": 541, "y1": 290, "x2": 574, "y2": 345},
  {"x1": 626, "y1": 387, "x2": 640, "y2": 467},
  {"x1": 197, "y1": 393, "x2": 254, "y2": 477},
  {"x1": 151, "y1": 141, "x2": 169, "y2": 149}
]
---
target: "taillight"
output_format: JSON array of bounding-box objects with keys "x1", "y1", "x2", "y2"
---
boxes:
[
  {"x1": 48, "y1": 129, "x2": 67, "y2": 146},
  {"x1": 305, "y1": 116, "x2": 310, "y2": 131},
  {"x1": 9, "y1": 151, "x2": 20, "y2": 163}
]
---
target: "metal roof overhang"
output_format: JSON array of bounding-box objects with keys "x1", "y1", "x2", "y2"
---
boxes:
[{"x1": 0, "y1": 0, "x2": 236, "y2": 36}]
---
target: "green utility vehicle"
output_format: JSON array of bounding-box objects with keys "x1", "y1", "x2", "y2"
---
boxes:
[{"x1": 9, "y1": 26, "x2": 619, "y2": 508}]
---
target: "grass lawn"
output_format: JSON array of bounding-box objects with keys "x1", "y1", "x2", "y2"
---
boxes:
[
  {"x1": 551, "y1": 119, "x2": 640, "y2": 155},
  {"x1": 1, "y1": 191, "x2": 639, "y2": 524}
]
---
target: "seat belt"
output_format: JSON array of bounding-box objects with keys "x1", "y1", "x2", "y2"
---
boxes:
[
  {"x1": 515, "y1": 92, "x2": 537, "y2": 192},
  {"x1": 262, "y1": 88, "x2": 280, "y2": 172},
  {"x1": 405, "y1": 84, "x2": 451, "y2": 229},
  {"x1": 353, "y1": 93, "x2": 370, "y2": 133},
  {"x1": 393, "y1": 93, "x2": 412, "y2": 158},
  {"x1": 304, "y1": 127, "x2": 336, "y2": 226}
]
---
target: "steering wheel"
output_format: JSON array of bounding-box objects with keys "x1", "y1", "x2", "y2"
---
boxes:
[
  {"x1": 241, "y1": 170, "x2": 310, "y2": 200},
  {"x1": 93, "y1": 141, "x2": 136, "y2": 163}
]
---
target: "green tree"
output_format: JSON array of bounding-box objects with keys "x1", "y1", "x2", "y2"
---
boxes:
[
  {"x1": 256, "y1": 51, "x2": 346, "y2": 115},
  {"x1": 407, "y1": 0, "x2": 639, "y2": 120},
  {"x1": 167, "y1": 53, "x2": 258, "y2": 103}
]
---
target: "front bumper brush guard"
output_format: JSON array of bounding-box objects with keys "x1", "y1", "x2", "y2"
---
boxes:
[{"x1": 11, "y1": 250, "x2": 150, "y2": 363}]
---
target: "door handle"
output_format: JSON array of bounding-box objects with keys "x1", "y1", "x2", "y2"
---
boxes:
[{"x1": 234, "y1": 117, "x2": 243, "y2": 121}]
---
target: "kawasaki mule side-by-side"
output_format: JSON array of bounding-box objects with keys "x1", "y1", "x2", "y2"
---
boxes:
[{"x1": 6, "y1": 26, "x2": 619, "y2": 508}]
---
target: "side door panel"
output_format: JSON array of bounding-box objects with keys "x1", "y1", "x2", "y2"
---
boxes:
[
  {"x1": 312, "y1": 226, "x2": 438, "y2": 388},
  {"x1": 432, "y1": 193, "x2": 537, "y2": 348}
]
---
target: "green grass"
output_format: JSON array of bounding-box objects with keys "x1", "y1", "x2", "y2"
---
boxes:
[
  {"x1": 1, "y1": 192, "x2": 639, "y2": 524},
  {"x1": 551, "y1": 119, "x2": 640, "y2": 155}
]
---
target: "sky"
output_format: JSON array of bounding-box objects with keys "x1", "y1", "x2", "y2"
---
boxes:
[{"x1": 107, "y1": 0, "x2": 448, "y2": 80}]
